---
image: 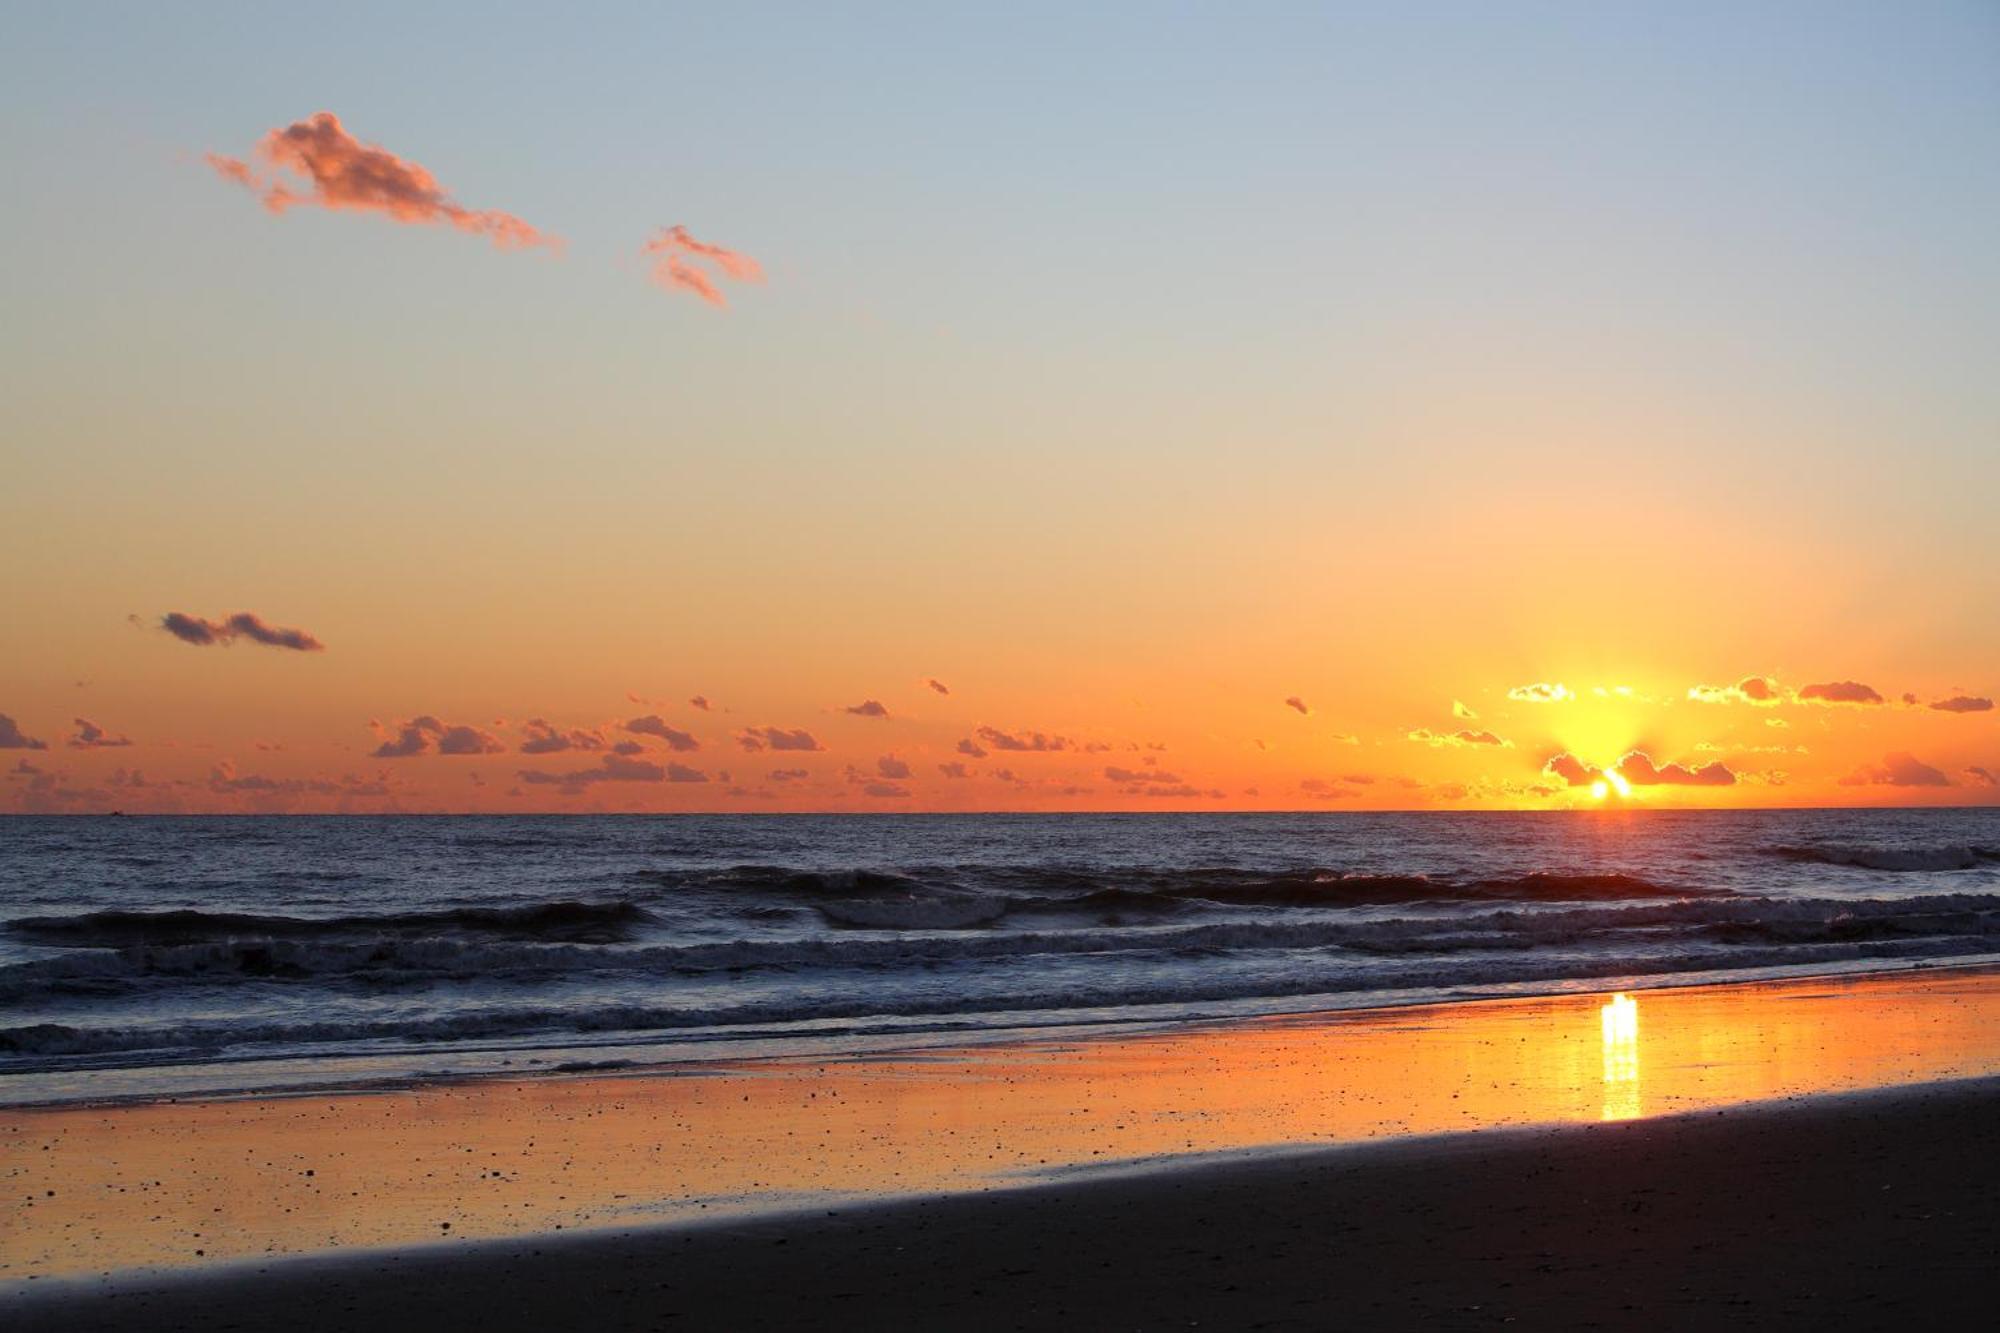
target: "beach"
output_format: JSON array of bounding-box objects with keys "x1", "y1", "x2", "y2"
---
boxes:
[{"x1": 8, "y1": 965, "x2": 2000, "y2": 1327}]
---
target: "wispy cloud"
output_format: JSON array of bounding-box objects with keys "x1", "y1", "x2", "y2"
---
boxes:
[
  {"x1": 518, "y1": 753, "x2": 705, "y2": 792},
  {"x1": 975, "y1": 725, "x2": 1074, "y2": 753},
  {"x1": 206, "y1": 112, "x2": 556, "y2": 252},
  {"x1": 1407, "y1": 728, "x2": 1509, "y2": 748},
  {"x1": 1506, "y1": 683, "x2": 1572, "y2": 703},
  {"x1": 1687, "y1": 676, "x2": 1781, "y2": 705},
  {"x1": 640, "y1": 225, "x2": 762, "y2": 306}
]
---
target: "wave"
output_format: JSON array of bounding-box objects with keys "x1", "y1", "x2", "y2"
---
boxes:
[
  {"x1": 1768, "y1": 844, "x2": 2000, "y2": 873},
  {"x1": 5, "y1": 900, "x2": 651, "y2": 947},
  {"x1": 7, "y1": 895, "x2": 1998, "y2": 1003},
  {"x1": 8, "y1": 930, "x2": 1997, "y2": 1061}
]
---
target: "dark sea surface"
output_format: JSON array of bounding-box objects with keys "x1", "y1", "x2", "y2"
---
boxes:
[{"x1": 3, "y1": 810, "x2": 1998, "y2": 1103}]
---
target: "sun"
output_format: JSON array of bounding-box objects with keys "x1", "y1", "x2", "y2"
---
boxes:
[{"x1": 1590, "y1": 769, "x2": 1634, "y2": 801}]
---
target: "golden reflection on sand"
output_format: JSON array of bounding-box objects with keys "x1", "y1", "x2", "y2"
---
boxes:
[
  {"x1": 6, "y1": 966, "x2": 2000, "y2": 1281},
  {"x1": 1600, "y1": 992, "x2": 1640, "y2": 1121}
]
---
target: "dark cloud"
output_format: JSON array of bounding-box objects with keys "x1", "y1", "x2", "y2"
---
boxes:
[
  {"x1": 937, "y1": 762, "x2": 971, "y2": 779},
  {"x1": 690, "y1": 696, "x2": 712, "y2": 711},
  {"x1": 1283, "y1": 696, "x2": 1310, "y2": 716},
  {"x1": 372, "y1": 715, "x2": 503, "y2": 759},
  {"x1": 926, "y1": 679, "x2": 950, "y2": 696},
  {"x1": 69, "y1": 718, "x2": 133, "y2": 749},
  {"x1": 1615, "y1": 751, "x2": 1737, "y2": 787},
  {"x1": 1839, "y1": 752, "x2": 1952, "y2": 788},
  {"x1": 1798, "y1": 680, "x2": 1885, "y2": 705},
  {"x1": 1965, "y1": 766, "x2": 1997, "y2": 788},
  {"x1": 518, "y1": 753, "x2": 698, "y2": 792},
  {"x1": 975, "y1": 725, "x2": 1072, "y2": 753},
  {"x1": 876, "y1": 755, "x2": 912, "y2": 780},
  {"x1": 1104, "y1": 765, "x2": 1185, "y2": 785},
  {"x1": 0, "y1": 714, "x2": 50, "y2": 751},
  {"x1": 159, "y1": 611, "x2": 325, "y2": 652},
  {"x1": 768, "y1": 768, "x2": 811, "y2": 783},
  {"x1": 1929, "y1": 695, "x2": 1994, "y2": 714},
  {"x1": 955, "y1": 738, "x2": 988, "y2": 758},
  {"x1": 861, "y1": 781, "x2": 909, "y2": 798},
  {"x1": 625, "y1": 715, "x2": 702, "y2": 751},
  {"x1": 845, "y1": 700, "x2": 890, "y2": 718},
  {"x1": 519, "y1": 719, "x2": 607, "y2": 754},
  {"x1": 735, "y1": 726, "x2": 824, "y2": 753}
]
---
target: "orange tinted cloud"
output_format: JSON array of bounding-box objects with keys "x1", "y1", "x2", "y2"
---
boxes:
[
  {"x1": 0, "y1": 714, "x2": 49, "y2": 751},
  {"x1": 1799, "y1": 680, "x2": 1885, "y2": 705},
  {"x1": 1615, "y1": 751, "x2": 1737, "y2": 787},
  {"x1": 1543, "y1": 752, "x2": 1599, "y2": 787},
  {"x1": 160, "y1": 611, "x2": 324, "y2": 652},
  {"x1": 371, "y1": 715, "x2": 503, "y2": 758},
  {"x1": 1929, "y1": 695, "x2": 1993, "y2": 714},
  {"x1": 1688, "y1": 675, "x2": 1781, "y2": 705},
  {"x1": 926, "y1": 678, "x2": 951, "y2": 695},
  {"x1": 206, "y1": 113, "x2": 555, "y2": 252},
  {"x1": 1283, "y1": 696, "x2": 1311, "y2": 715},
  {"x1": 1408, "y1": 728, "x2": 1509, "y2": 748},
  {"x1": 624, "y1": 715, "x2": 702, "y2": 751},
  {"x1": 1507, "y1": 683, "x2": 1572, "y2": 703},
  {"x1": 976, "y1": 725, "x2": 1073, "y2": 752},
  {"x1": 518, "y1": 719, "x2": 606, "y2": 754},
  {"x1": 845, "y1": 700, "x2": 890, "y2": 718},
  {"x1": 640, "y1": 225, "x2": 762, "y2": 306},
  {"x1": 69, "y1": 718, "x2": 133, "y2": 750},
  {"x1": 735, "y1": 726, "x2": 823, "y2": 752},
  {"x1": 1839, "y1": 752, "x2": 1951, "y2": 787},
  {"x1": 1968, "y1": 766, "x2": 1998, "y2": 788},
  {"x1": 518, "y1": 753, "x2": 705, "y2": 791}
]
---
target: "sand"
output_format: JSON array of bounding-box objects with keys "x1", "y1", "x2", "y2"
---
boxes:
[{"x1": 9, "y1": 1076, "x2": 1999, "y2": 1330}]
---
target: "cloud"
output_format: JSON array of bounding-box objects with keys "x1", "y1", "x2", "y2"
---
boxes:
[
  {"x1": 1543, "y1": 753, "x2": 1601, "y2": 787},
  {"x1": 69, "y1": 718, "x2": 134, "y2": 749},
  {"x1": 640, "y1": 225, "x2": 762, "y2": 306},
  {"x1": 1688, "y1": 676, "x2": 1781, "y2": 705},
  {"x1": 937, "y1": 762, "x2": 971, "y2": 779},
  {"x1": 518, "y1": 753, "x2": 704, "y2": 791},
  {"x1": 1407, "y1": 728, "x2": 1510, "y2": 748},
  {"x1": 1964, "y1": 765, "x2": 1997, "y2": 788},
  {"x1": 689, "y1": 695, "x2": 712, "y2": 711},
  {"x1": 876, "y1": 755, "x2": 912, "y2": 780},
  {"x1": 1452, "y1": 700, "x2": 1478, "y2": 720},
  {"x1": 1507, "y1": 683, "x2": 1572, "y2": 704},
  {"x1": 1104, "y1": 765, "x2": 1185, "y2": 785},
  {"x1": 0, "y1": 714, "x2": 49, "y2": 751},
  {"x1": 206, "y1": 112, "x2": 555, "y2": 252},
  {"x1": 736, "y1": 726, "x2": 824, "y2": 752},
  {"x1": 1614, "y1": 751, "x2": 1737, "y2": 787},
  {"x1": 956, "y1": 738, "x2": 988, "y2": 758},
  {"x1": 519, "y1": 719, "x2": 606, "y2": 754},
  {"x1": 975, "y1": 725, "x2": 1072, "y2": 753},
  {"x1": 860, "y1": 782, "x2": 909, "y2": 799},
  {"x1": 768, "y1": 768, "x2": 811, "y2": 783},
  {"x1": 845, "y1": 700, "x2": 890, "y2": 718},
  {"x1": 1929, "y1": 695, "x2": 1994, "y2": 714},
  {"x1": 372, "y1": 715, "x2": 503, "y2": 758},
  {"x1": 1839, "y1": 752, "x2": 1952, "y2": 787},
  {"x1": 926, "y1": 679, "x2": 951, "y2": 696},
  {"x1": 624, "y1": 715, "x2": 702, "y2": 751},
  {"x1": 1284, "y1": 696, "x2": 1311, "y2": 716},
  {"x1": 1798, "y1": 680, "x2": 1885, "y2": 705},
  {"x1": 160, "y1": 611, "x2": 324, "y2": 652}
]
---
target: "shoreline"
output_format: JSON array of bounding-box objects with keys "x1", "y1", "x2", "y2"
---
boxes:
[
  {"x1": 12, "y1": 953, "x2": 1999, "y2": 1111},
  {"x1": 12, "y1": 1075, "x2": 2000, "y2": 1330},
  {"x1": 8, "y1": 964, "x2": 2000, "y2": 1289}
]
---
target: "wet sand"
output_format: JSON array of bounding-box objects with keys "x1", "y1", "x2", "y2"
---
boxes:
[
  {"x1": 11, "y1": 1076, "x2": 1999, "y2": 1330},
  {"x1": 6, "y1": 966, "x2": 2000, "y2": 1326}
]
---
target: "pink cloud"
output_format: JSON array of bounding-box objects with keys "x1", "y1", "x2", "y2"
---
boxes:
[
  {"x1": 640, "y1": 225, "x2": 762, "y2": 306},
  {"x1": 206, "y1": 113, "x2": 555, "y2": 252}
]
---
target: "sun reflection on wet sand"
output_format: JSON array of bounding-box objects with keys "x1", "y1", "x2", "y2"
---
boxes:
[
  {"x1": 1600, "y1": 992, "x2": 1640, "y2": 1120},
  {"x1": 7, "y1": 966, "x2": 2000, "y2": 1282}
]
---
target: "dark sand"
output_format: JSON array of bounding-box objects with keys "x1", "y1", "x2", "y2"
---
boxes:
[{"x1": 12, "y1": 1076, "x2": 1997, "y2": 1331}]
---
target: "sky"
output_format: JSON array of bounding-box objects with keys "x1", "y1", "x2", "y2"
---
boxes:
[{"x1": 2, "y1": 1, "x2": 1996, "y2": 813}]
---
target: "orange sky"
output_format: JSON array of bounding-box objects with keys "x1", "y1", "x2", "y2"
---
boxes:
[{"x1": 3, "y1": 9, "x2": 1997, "y2": 813}]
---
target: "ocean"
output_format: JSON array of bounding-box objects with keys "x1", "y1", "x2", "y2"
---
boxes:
[{"x1": 4, "y1": 809, "x2": 1998, "y2": 1103}]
